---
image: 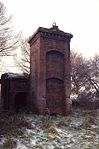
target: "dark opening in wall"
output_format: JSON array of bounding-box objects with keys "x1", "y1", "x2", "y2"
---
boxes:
[{"x1": 15, "y1": 92, "x2": 27, "y2": 112}]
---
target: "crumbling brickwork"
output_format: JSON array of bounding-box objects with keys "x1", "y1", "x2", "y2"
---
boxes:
[{"x1": 29, "y1": 25, "x2": 73, "y2": 115}]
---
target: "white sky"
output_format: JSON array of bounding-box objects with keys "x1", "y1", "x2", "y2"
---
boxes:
[{"x1": 2, "y1": 0, "x2": 99, "y2": 58}]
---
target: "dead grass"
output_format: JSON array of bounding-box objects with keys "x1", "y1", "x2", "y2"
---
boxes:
[
  {"x1": 3, "y1": 138, "x2": 17, "y2": 149},
  {"x1": 0, "y1": 112, "x2": 32, "y2": 137}
]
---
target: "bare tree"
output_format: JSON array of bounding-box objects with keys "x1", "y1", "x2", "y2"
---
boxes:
[
  {"x1": 71, "y1": 50, "x2": 99, "y2": 97},
  {"x1": 89, "y1": 55, "x2": 99, "y2": 93},
  {"x1": 91, "y1": 54, "x2": 99, "y2": 77},
  {"x1": 71, "y1": 50, "x2": 87, "y2": 94},
  {"x1": 0, "y1": 2, "x2": 21, "y2": 74},
  {"x1": 0, "y1": 2, "x2": 18, "y2": 56},
  {"x1": 14, "y1": 33, "x2": 30, "y2": 74}
]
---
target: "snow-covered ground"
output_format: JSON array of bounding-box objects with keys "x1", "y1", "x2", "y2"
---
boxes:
[{"x1": 0, "y1": 108, "x2": 99, "y2": 149}]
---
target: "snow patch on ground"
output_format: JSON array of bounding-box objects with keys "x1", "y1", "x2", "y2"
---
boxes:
[{"x1": 1, "y1": 109, "x2": 99, "y2": 149}]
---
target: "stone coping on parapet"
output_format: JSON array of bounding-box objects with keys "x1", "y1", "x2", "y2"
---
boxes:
[{"x1": 28, "y1": 25, "x2": 73, "y2": 44}]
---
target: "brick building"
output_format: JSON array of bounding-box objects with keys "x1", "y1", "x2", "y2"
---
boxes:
[
  {"x1": 1, "y1": 73, "x2": 29, "y2": 112},
  {"x1": 1, "y1": 24, "x2": 73, "y2": 115},
  {"x1": 28, "y1": 24, "x2": 73, "y2": 115}
]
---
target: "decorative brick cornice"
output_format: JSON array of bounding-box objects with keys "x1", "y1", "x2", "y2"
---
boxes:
[
  {"x1": 28, "y1": 26, "x2": 73, "y2": 46},
  {"x1": 40, "y1": 31, "x2": 71, "y2": 42}
]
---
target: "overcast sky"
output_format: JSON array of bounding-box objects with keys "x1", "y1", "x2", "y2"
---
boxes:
[{"x1": 2, "y1": 0, "x2": 99, "y2": 58}]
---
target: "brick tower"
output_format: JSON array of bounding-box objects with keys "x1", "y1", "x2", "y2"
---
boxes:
[{"x1": 28, "y1": 24, "x2": 73, "y2": 115}]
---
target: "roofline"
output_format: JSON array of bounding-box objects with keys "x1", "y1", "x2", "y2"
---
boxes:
[{"x1": 28, "y1": 27, "x2": 73, "y2": 43}]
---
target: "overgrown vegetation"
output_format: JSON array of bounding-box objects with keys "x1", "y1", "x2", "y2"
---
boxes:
[
  {"x1": 0, "y1": 113, "x2": 32, "y2": 137},
  {"x1": 0, "y1": 109, "x2": 99, "y2": 149}
]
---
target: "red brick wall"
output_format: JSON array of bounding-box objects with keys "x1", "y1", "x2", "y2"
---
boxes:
[{"x1": 29, "y1": 27, "x2": 72, "y2": 115}]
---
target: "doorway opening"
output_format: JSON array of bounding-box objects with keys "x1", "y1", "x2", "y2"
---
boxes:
[{"x1": 15, "y1": 92, "x2": 27, "y2": 112}]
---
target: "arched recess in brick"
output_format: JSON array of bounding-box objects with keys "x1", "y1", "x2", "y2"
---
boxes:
[
  {"x1": 46, "y1": 50, "x2": 65, "y2": 114},
  {"x1": 46, "y1": 50, "x2": 64, "y2": 80}
]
